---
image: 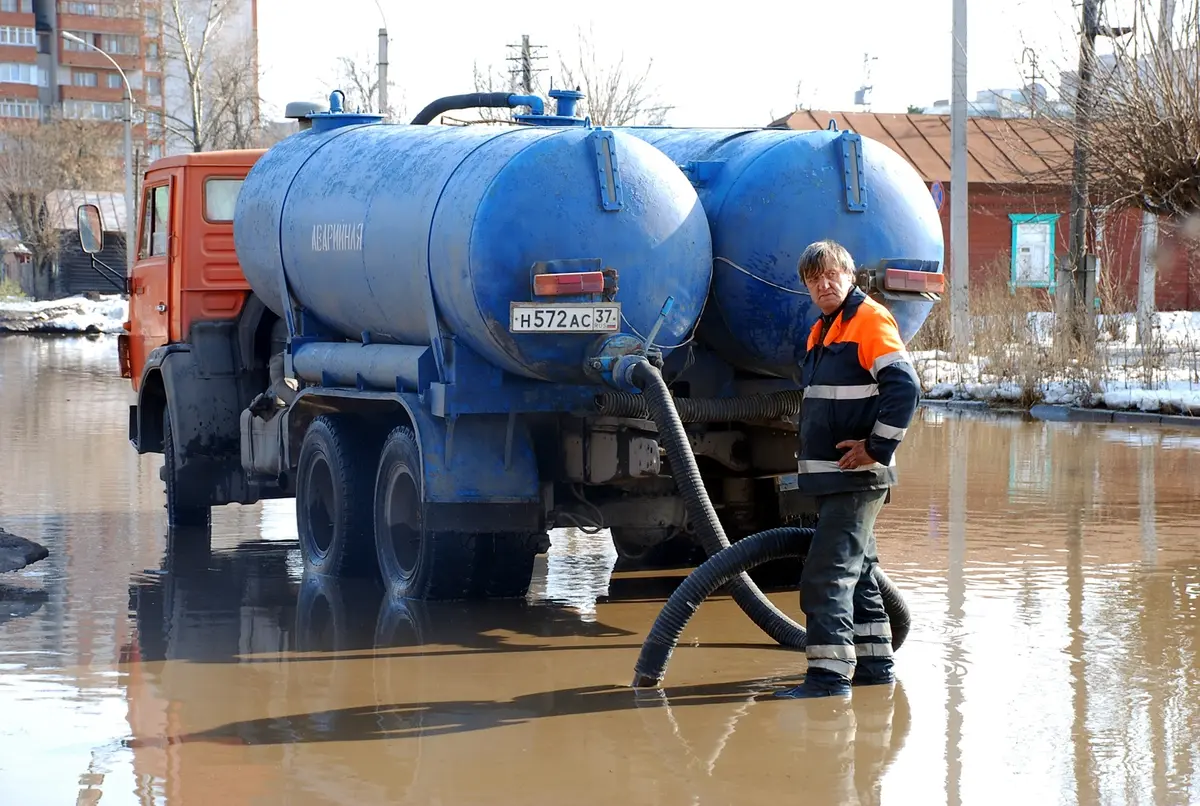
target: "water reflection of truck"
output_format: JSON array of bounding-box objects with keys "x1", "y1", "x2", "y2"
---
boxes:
[{"x1": 77, "y1": 88, "x2": 943, "y2": 602}]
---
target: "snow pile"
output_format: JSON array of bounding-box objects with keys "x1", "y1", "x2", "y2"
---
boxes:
[
  {"x1": 0, "y1": 294, "x2": 128, "y2": 334},
  {"x1": 914, "y1": 311, "x2": 1200, "y2": 415}
]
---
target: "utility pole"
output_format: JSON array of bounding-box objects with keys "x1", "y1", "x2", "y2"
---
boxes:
[
  {"x1": 1066, "y1": 0, "x2": 1134, "y2": 338},
  {"x1": 950, "y1": 0, "x2": 969, "y2": 358},
  {"x1": 378, "y1": 27, "x2": 388, "y2": 118},
  {"x1": 506, "y1": 34, "x2": 546, "y2": 95}
]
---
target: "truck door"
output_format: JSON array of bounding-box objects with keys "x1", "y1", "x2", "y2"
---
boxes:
[{"x1": 128, "y1": 177, "x2": 174, "y2": 382}]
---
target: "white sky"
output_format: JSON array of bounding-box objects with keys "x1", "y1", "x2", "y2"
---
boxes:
[{"x1": 255, "y1": 0, "x2": 1155, "y2": 126}]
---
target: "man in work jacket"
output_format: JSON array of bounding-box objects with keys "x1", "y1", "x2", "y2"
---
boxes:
[{"x1": 775, "y1": 239, "x2": 921, "y2": 700}]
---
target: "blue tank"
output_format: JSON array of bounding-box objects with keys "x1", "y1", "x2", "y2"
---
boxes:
[
  {"x1": 233, "y1": 117, "x2": 713, "y2": 385},
  {"x1": 623, "y1": 127, "x2": 945, "y2": 379}
]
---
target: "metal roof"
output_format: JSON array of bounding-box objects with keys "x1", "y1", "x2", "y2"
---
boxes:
[
  {"x1": 771, "y1": 110, "x2": 1075, "y2": 185},
  {"x1": 43, "y1": 190, "x2": 127, "y2": 232}
]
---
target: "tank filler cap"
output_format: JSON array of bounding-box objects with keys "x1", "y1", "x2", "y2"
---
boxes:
[
  {"x1": 306, "y1": 89, "x2": 385, "y2": 133},
  {"x1": 514, "y1": 86, "x2": 590, "y2": 127}
]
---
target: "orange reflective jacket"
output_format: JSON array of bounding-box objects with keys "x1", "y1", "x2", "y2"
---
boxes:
[{"x1": 795, "y1": 287, "x2": 920, "y2": 495}]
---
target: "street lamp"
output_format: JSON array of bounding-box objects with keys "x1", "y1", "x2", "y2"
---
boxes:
[{"x1": 61, "y1": 31, "x2": 135, "y2": 275}]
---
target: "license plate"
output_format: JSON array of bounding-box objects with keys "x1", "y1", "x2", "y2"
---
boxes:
[{"x1": 509, "y1": 302, "x2": 621, "y2": 333}]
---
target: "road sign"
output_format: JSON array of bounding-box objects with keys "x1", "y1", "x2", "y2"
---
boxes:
[{"x1": 931, "y1": 181, "x2": 946, "y2": 212}]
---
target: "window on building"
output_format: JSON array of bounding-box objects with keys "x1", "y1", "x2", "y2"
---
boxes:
[
  {"x1": 204, "y1": 179, "x2": 244, "y2": 222},
  {"x1": 107, "y1": 72, "x2": 122, "y2": 90},
  {"x1": 60, "y1": 31, "x2": 91, "y2": 51},
  {"x1": 0, "y1": 27, "x2": 36, "y2": 47},
  {"x1": 0, "y1": 63, "x2": 40, "y2": 86},
  {"x1": 0, "y1": 98, "x2": 38, "y2": 118},
  {"x1": 0, "y1": 0, "x2": 33, "y2": 12},
  {"x1": 73, "y1": 70, "x2": 97, "y2": 87},
  {"x1": 99, "y1": 34, "x2": 137, "y2": 55},
  {"x1": 140, "y1": 184, "x2": 170, "y2": 258},
  {"x1": 147, "y1": 143, "x2": 162, "y2": 161},
  {"x1": 146, "y1": 41, "x2": 159, "y2": 60},
  {"x1": 146, "y1": 76, "x2": 161, "y2": 96},
  {"x1": 61, "y1": 2, "x2": 126, "y2": 15},
  {"x1": 1009, "y1": 213, "x2": 1059, "y2": 290},
  {"x1": 63, "y1": 98, "x2": 121, "y2": 120}
]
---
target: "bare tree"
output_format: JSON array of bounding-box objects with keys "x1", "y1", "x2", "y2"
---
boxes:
[
  {"x1": 322, "y1": 51, "x2": 404, "y2": 121},
  {"x1": 556, "y1": 26, "x2": 672, "y2": 126},
  {"x1": 1018, "y1": 0, "x2": 1200, "y2": 219},
  {"x1": 161, "y1": 0, "x2": 264, "y2": 151},
  {"x1": 0, "y1": 117, "x2": 123, "y2": 297}
]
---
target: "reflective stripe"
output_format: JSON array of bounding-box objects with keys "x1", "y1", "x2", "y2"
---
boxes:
[
  {"x1": 808, "y1": 657, "x2": 856, "y2": 677},
  {"x1": 797, "y1": 456, "x2": 896, "y2": 474},
  {"x1": 854, "y1": 642, "x2": 894, "y2": 658},
  {"x1": 808, "y1": 643, "x2": 856, "y2": 660},
  {"x1": 854, "y1": 621, "x2": 892, "y2": 638},
  {"x1": 803, "y1": 383, "x2": 879, "y2": 400},
  {"x1": 872, "y1": 421, "x2": 908, "y2": 440},
  {"x1": 871, "y1": 350, "x2": 912, "y2": 377}
]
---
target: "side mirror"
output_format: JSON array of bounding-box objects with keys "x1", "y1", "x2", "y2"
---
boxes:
[{"x1": 77, "y1": 203, "x2": 104, "y2": 255}]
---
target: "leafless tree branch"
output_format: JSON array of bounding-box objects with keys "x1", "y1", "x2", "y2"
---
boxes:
[
  {"x1": 556, "y1": 26, "x2": 672, "y2": 126},
  {"x1": 1015, "y1": 0, "x2": 1200, "y2": 220},
  {"x1": 0, "y1": 116, "x2": 123, "y2": 297},
  {"x1": 322, "y1": 51, "x2": 405, "y2": 121},
  {"x1": 161, "y1": 0, "x2": 265, "y2": 151}
]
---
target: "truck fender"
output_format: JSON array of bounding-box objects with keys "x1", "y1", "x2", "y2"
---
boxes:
[
  {"x1": 132, "y1": 344, "x2": 189, "y2": 453},
  {"x1": 153, "y1": 334, "x2": 247, "y2": 508}
]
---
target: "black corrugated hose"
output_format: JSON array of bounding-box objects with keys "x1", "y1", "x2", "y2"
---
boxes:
[
  {"x1": 626, "y1": 360, "x2": 912, "y2": 687},
  {"x1": 630, "y1": 526, "x2": 912, "y2": 687},
  {"x1": 628, "y1": 362, "x2": 810, "y2": 649},
  {"x1": 596, "y1": 389, "x2": 805, "y2": 423}
]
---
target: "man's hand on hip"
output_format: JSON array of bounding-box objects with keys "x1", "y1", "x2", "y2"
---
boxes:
[{"x1": 835, "y1": 439, "x2": 877, "y2": 469}]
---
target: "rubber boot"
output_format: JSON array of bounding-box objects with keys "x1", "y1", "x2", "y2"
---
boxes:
[
  {"x1": 851, "y1": 657, "x2": 894, "y2": 687},
  {"x1": 774, "y1": 667, "x2": 852, "y2": 699}
]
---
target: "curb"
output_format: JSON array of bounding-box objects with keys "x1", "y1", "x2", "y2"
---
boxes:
[{"x1": 920, "y1": 398, "x2": 1200, "y2": 430}]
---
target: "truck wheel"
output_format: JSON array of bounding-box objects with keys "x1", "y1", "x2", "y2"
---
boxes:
[
  {"x1": 162, "y1": 404, "x2": 211, "y2": 529},
  {"x1": 295, "y1": 415, "x2": 379, "y2": 578},
  {"x1": 373, "y1": 426, "x2": 478, "y2": 601}
]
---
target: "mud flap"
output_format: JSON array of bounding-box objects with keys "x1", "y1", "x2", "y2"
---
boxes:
[{"x1": 159, "y1": 343, "x2": 248, "y2": 509}]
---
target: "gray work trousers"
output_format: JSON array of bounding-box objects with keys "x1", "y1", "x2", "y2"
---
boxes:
[{"x1": 801, "y1": 487, "x2": 893, "y2": 680}]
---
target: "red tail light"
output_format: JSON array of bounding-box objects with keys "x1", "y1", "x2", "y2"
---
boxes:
[
  {"x1": 533, "y1": 271, "x2": 606, "y2": 296},
  {"x1": 884, "y1": 268, "x2": 945, "y2": 294}
]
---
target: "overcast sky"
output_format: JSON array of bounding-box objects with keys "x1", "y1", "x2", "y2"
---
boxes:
[{"x1": 255, "y1": 0, "x2": 1158, "y2": 126}]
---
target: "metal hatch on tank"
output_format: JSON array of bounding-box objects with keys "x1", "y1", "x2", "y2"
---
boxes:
[
  {"x1": 622, "y1": 123, "x2": 946, "y2": 379},
  {"x1": 232, "y1": 90, "x2": 714, "y2": 388}
]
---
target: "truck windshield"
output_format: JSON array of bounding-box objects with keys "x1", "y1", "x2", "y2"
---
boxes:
[{"x1": 205, "y1": 178, "x2": 244, "y2": 222}]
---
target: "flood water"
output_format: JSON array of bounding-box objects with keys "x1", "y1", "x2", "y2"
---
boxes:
[{"x1": 1, "y1": 335, "x2": 1198, "y2": 806}]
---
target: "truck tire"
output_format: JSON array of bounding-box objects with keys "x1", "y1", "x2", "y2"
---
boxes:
[
  {"x1": 373, "y1": 426, "x2": 480, "y2": 600},
  {"x1": 162, "y1": 404, "x2": 211, "y2": 530},
  {"x1": 295, "y1": 415, "x2": 379, "y2": 578}
]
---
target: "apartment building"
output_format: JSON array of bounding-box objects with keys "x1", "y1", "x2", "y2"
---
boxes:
[{"x1": 0, "y1": 1, "x2": 258, "y2": 162}]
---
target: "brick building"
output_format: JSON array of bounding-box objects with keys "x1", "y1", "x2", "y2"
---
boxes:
[
  {"x1": 771, "y1": 109, "x2": 1200, "y2": 312},
  {"x1": 0, "y1": 1, "x2": 258, "y2": 162}
]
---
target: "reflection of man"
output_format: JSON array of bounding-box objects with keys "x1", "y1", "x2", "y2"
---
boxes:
[{"x1": 776, "y1": 240, "x2": 920, "y2": 700}]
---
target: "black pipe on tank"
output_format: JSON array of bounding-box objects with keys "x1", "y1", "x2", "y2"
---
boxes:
[{"x1": 410, "y1": 93, "x2": 540, "y2": 125}]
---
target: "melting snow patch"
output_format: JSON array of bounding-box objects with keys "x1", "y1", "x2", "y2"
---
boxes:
[{"x1": 0, "y1": 294, "x2": 127, "y2": 334}]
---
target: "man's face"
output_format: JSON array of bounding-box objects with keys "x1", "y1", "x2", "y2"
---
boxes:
[{"x1": 804, "y1": 264, "x2": 854, "y2": 316}]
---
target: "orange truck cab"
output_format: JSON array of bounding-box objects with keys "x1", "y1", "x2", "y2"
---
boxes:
[{"x1": 78, "y1": 149, "x2": 293, "y2": 529}]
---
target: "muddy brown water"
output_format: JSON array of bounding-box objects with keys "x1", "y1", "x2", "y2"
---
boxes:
[{"x1": 1, "y1": 335, "x2": 1198, "y2": 806}]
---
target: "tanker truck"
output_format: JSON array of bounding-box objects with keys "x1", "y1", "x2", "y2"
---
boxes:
[{"x1": 75, "y1": 88, "x2": 944, "y2": 604}]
